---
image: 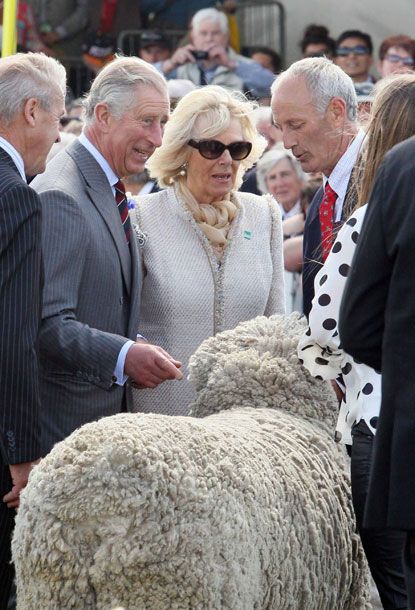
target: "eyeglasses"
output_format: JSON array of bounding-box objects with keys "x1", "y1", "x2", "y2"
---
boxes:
[
  {"x1": 384, "y1": 53, "x2": 414, "y2": 66},
  {"x1": 188, "y1": 139, "x2": 252, "y2": 160},
  {"x1": 336, "y1": 45, "x2": 369, "y2": 57}
]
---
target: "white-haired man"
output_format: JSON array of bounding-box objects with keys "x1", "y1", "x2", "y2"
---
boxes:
[
  {"x1": 32, "y1": 56, "x2": 182, "y2": 458},
  {"x1": 271, "y1": 57, "x2": 364, "y2": 317},
  {"x1": 157, "y1": 7, "x2": 274, "y2": 98},
  {"x1": 0, "y1": 52, "x2": 66, "y2": 608}
]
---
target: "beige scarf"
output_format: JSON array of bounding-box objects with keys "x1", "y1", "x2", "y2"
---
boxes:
[{"x1": 175, "y1": 181, "x2": 238, "y2": 259}]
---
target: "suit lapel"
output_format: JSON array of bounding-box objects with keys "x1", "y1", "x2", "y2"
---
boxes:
[
  {"x1": 67, "y1": 141, "x2": 132, "y2": 295},
  {"x1": 0, "y1": 147, "x2": 23, "y2": 178},
  {"x1": 306, "y1": 186, "x2": 323, "y2": 260}
]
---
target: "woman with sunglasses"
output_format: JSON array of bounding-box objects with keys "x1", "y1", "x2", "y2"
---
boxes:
[
  {"x1": 130, "y1": 85, "x2": 285, "y2": 415},
  {"x1": 378, "y1": 35, "x2": 415, "y2": 78}
]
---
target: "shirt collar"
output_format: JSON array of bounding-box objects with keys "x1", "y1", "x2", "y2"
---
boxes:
[
  {"x1": 0, "y1": 136, "x2": 27, "y2": 182},
  {"x1": 323, "y1": 128, "x2": 366, "y2": 198},
  {"x1": 78, "y1": 132, "x2": 119, "y2": 188}
]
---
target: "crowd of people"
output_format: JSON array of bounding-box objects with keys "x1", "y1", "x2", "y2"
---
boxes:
[{"x1": 1, "y1": 2, "x2": 415, "y2": 609}]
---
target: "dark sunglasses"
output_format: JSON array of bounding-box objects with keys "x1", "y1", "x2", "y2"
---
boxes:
[
  {"x1": 336, "y1": 45, "x2": 369, "y2": 57},
  {"x1": 385, "y1": 53, "x2": 414, "y2": 66},
  {"x1": 188, "y1": 139, "x2": 252, "y2": 160}
]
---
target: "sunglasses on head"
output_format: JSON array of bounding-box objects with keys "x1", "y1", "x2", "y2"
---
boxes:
[
  {"x1": 188, "y1": 139, "x2": 252, "y2": 160},
  {"x1": 385, "y1": 53, "x2": 414, "y2": 66},
  {"x1": 336, "y1": 45, "x2": 369, "y2": 57}
]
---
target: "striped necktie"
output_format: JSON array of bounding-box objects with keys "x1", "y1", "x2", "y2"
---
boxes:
[{"x1": 114, "y1": 179, "x2": 132, "y2": 244}]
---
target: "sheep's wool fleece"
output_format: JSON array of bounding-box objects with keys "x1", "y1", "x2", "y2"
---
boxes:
[{"x1": 13, "y1": 314, "x2": 370, "y2": 610}]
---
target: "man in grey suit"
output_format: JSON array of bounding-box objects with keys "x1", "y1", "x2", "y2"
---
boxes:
[
  {"x1": 33, "y1": 56, "x2": 182, "y2": 456},
  {"x1": 0, "y1": 52, "x2": 66, "y2": 607}
]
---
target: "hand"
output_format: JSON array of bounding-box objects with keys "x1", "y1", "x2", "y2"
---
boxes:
[
  {"x1": 125, "y1": 341, "x2": 182, "y2": 389},
  {"x1": 207, "y1": 45, "x2": 235, "y2": 69},
  {"x1": 162, "y1": 45, "x2": 196, "y2": 73},
  {"x1": 3, "y1": 460, "x2": 40, "y2": 509}
]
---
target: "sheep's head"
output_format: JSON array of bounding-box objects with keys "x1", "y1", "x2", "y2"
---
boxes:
[{"x1": 188, "y1": 313, "x2": 338, "y2": 428}]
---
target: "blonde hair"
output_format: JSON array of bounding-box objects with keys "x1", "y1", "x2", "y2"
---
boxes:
[
  {"x1": 356, "y1": 73, "x2": 415, "y2": 207},
  {"x1": 147, "y1": 85, "x2": 266, "y2": 253},
  {"x1": 147, "y1": 85, "x2": 266, "y2": 188}
]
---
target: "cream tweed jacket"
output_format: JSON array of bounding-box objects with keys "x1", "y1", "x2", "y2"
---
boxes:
[{"x1": 131, "y1": 186, "x2": 285, "y2": 416}]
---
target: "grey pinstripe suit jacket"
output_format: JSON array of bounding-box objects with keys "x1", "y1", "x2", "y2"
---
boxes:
[
  {"x1": 0, "y1": 148, "x2": 42, "y2": 469},
  {"x1": 32, "y1": 140, "x2": 142, "y2": 455}
]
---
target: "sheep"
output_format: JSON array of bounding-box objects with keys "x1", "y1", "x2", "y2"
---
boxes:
[{"x1": 12, "y1": 313, "x2": 370, "y2": 610}]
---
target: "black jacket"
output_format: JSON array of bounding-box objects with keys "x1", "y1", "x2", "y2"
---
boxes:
[{"x1": 340, "y1": 136, "x2": 415, "y2": 530}]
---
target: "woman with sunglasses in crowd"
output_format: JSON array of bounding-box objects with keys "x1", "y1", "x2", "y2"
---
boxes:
[{"x1": 130, "y1": 85, "x2": 285, "y2": 415}]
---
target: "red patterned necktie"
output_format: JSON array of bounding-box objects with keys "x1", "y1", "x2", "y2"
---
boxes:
[
  {"x1": 319, "y1": 182, "x2": 338, "y2": 262},
  {"x1": 114, "y1": 179, "x2": 132, "y2": 244}
]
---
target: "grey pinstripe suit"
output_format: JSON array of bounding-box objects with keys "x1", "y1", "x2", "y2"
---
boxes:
[
  {"x1": 0, "y1": 147, "x2": 43, "y2": 605},
  {"x1": 32, "y1": 140, "x2": 142, "y2": 455}
]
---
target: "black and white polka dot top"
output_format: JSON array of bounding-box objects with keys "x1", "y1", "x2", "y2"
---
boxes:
[{"x1": 298, "y1": 204, "x2": 380, "y2": 445}]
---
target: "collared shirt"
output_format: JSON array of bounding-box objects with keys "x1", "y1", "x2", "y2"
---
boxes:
[
  {"x1": 78, "y1": 132, "x2": 119, "y2": 194},
  {"x1": 78, "y1": 132, "x2": 134, "y2": 386},
  {"x1": 323, "y1": 128, "x2": 365, "y2": 222},
  {"x1": 279, "y1": 199, "x2": 302, "y2": 221},
  {"x1": 0, "y1": 136, "x2": 26, "y2": 182}
]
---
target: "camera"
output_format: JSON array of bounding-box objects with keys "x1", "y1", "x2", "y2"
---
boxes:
[{"x1": 191, "y1": 50, "x2": 209, "y2": 60}]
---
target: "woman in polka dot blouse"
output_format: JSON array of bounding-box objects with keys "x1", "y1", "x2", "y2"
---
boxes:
[{"x1": 298, "y1": 73, "x2": 415, "y2": 610}]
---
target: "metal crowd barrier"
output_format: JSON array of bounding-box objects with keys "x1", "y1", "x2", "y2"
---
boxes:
[
  {"x1": 117, "y1": 0, "x2": 286, "y2": 66},
  {"x1": 238, "y1": 0, "x2": 286, "y2": 67}
]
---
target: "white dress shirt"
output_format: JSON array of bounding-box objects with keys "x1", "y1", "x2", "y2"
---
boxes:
[{"x1": 323, "y1": 129, "x2": 365, "y2": 222}]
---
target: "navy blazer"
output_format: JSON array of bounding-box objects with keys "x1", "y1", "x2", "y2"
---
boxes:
[
  {"x1": 340, "y1": 136, "x2": 415, "y2": 530},
  {"x1": 302, "y1": 185, "x2": 324, "y2": 318},
  {"x1": 302, "y1": 174, "x2": 357, "y2": 318}
]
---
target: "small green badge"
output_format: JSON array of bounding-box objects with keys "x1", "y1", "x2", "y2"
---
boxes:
[{"x1": 243, "y1": 230, "x2": 252, "y2": 240}]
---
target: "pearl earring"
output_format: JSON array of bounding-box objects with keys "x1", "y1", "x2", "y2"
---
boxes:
[{"x1": 179, "y1": 163, "x2": 187, "y2": 176}]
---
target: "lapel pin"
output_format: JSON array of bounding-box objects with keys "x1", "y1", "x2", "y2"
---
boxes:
[{"x1": 243, "y1": 229, "x2": 252, "y2": 240}]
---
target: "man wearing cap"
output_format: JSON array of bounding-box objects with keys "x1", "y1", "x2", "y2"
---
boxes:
[
  {"x1": 139, "y1": 30, "x2": 173, "y2": 65},
  {"x1": 157, "y1": 7, "x2": 274, "y2": 99}
]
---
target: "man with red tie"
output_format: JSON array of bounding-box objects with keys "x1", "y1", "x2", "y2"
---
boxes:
[
  {"x1": 271, "y1": 57, "x2": 365, "y2": 317},
  {"x1": 31, "y1": 56, "x2": 182, "y2": 456}
]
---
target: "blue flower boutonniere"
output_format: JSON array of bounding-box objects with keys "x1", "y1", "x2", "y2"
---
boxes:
[{"x1": 127, "y1": 193, "x2": 147, "y2": 246}]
